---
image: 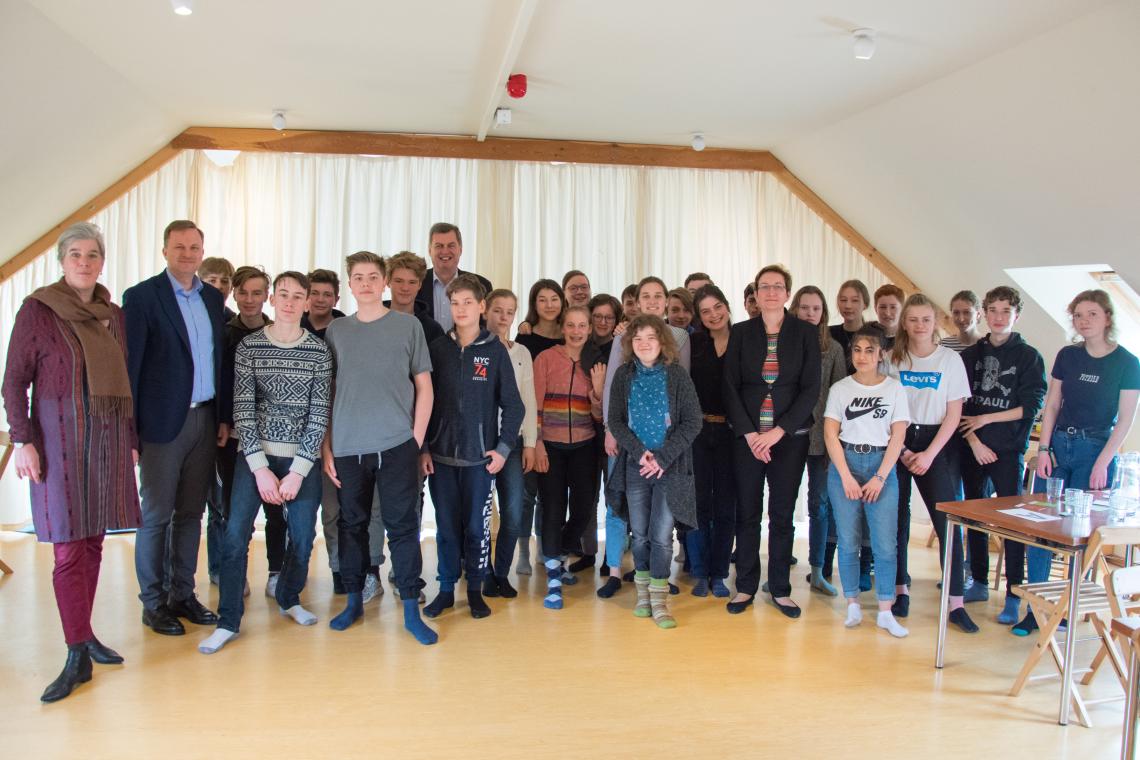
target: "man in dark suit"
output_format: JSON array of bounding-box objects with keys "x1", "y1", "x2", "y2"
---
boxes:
[
  {"x1": 124, "y1": 220, "x2": 227, "y2": 636},
  {"x1": 414, "y1": 222, "x2": 492, "y2": 332}
]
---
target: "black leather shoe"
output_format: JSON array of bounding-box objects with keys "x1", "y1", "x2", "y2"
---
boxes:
[
  {"x1": 167, "y1": 596, "x2": 219, "y2": 626},
  {"x1": 771, "y1": 596, "x2": 802, "y2": 619},
  {"x1": 84, "y1": 637, "x2": 124, "y2": 664},
  {"x1": 142, "y1": 605, "x2": 185, "y2": 636},
  {"x1": 41, "y1": 646, "x2": 93, "y2": 703},
  {"x1": 726, "y1": 595, "x2": 755, "y2": 615}
]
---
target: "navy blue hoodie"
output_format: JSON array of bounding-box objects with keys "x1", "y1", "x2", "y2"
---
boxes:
[
  {"x1": 961, "y1": 333, "x2": 1046, "y2": 454},
  {"x1": 427, "y1": 329, "x2": 524, "y2": 466}
]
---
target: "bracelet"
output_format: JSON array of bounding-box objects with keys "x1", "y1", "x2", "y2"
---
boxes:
[{"x1": 873, "y1": 473, "x2": 886, "y2": 483}]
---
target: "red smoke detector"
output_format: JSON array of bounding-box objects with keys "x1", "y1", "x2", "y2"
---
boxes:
[{"x1": 507, "y1": 74, "x2": 527, "y2": 99}]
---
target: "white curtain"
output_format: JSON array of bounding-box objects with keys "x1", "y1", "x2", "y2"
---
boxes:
[{"x1": 0, "y1": 149, "x2": 886, "y2": 524}]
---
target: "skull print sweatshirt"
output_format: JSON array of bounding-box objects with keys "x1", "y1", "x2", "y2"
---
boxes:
[{"x1": 961, "y1": 333, "x2": 1046, "y2": 454}]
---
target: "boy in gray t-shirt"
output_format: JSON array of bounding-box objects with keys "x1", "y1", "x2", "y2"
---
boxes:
[{"x1": 321, "y1": 251, "x2": 438, "y2": 645}]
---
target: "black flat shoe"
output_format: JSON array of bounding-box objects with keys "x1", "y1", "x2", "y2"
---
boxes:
[
  {"x1": 726, "y1": 596, "x2": 755, "y2": 615},
  {"x1": 771, "y1": 596, "x2": 802, "y2": 619},
  {"x1": 41, "y1": 646, "x2": 93, "y2": 703},
  {"x1": 167, "y1": 595, "x2": 219, "y2": 626},
  {"x1": 84, "y1": 638, "x2": 124, "y2": 664},
  {"x1": 891, "y1": 594, "x2": 910, "y2": 619},
  {"x1": 142, "y1": 605, "x2": 185, "y2": 636}
]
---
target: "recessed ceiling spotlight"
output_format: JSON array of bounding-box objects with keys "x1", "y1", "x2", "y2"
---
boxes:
[
  {"x1": 271, "y1": 110, "x2": 286, "y2": 131},
  {"x1": 691, "y1": 133, "x2": 706, "y2": 152},
  {"x1": 852, "y1": 28, "x2": 876, "y2": 60},
  {"x1": 171, "y1": 0, "x2": 193, "y2": 16}
]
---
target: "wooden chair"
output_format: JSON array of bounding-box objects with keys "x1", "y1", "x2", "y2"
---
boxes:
[
  {"x1": 1081, "y1": 565, "x2": 1140, "y2": 694},
  {"x1": 1009, "y1": 526, "x2": 1140, "y2": 726},
  {"x1": 0, "y1": 431, "x2": 15, "y2": 574}
]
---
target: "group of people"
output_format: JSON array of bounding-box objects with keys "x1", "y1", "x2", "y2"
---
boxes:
[{"x1": 5, "y1": 219, "x2": 1139, "y2": 704}]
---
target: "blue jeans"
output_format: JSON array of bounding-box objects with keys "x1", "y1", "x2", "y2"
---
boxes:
[
  {"x1": 1027, "y1": 427, "x2": 1118, "y2": 580},
  {"x1": 492, "y1": 440, "x2": 524, "y2": 577},
  {"x1": 624, "y1": 461, "x2": 675, "y2": 580},
  {"x1": 806, "y1": 453, "x2": 835, "y2": 569},
  {"x1": 604, "y1": 455, "x2": 630, "y2": 568},
  {"x1": 428, "y1": 462, "x2": 495, "y2": 590},
  {"x1": 218, "y1": 454, "x2": 322, "y2": 632},
  {"x1": 828, "y1": 449, "x2": 899, "y2": 602}
]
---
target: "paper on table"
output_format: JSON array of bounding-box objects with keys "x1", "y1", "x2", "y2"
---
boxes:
[{"x1": 997, "y1": 507, "x2": 1062, "y2": 523}]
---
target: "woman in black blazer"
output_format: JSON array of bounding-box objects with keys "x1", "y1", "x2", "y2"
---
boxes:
[{"x1": 723, "y1": 265, "x2": 820, "y2": 618}]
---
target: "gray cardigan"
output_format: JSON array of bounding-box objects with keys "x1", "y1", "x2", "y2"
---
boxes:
[
  {"x1": 605, "y1": 360, "x2": 703, "y2": 529},
  {"x1": 809, "y1": 339, "x2": 847, "y2": 456}
]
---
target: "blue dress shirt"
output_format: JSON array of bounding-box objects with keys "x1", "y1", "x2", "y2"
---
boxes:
[{"x1": 166, "y1": 270, "x2": 216, "y2": 403}]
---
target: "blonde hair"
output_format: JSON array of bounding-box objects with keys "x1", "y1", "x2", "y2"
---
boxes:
[
  {"x1": 891, "y1": 293, "x2": 938, "y2": 368},
  {"x1": 1068, "y1": 289, "x2": 1118, "y2": 343}
]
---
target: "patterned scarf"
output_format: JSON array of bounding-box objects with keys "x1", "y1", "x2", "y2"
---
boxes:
[{"x1": 29, "y1": 278, "x2": 132, "y2": 417}]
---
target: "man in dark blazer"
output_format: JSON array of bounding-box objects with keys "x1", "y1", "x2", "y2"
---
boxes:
[
  {"x1": 414, "y1": 222, "x2": 492, "y2": 332},
  {"x1": 124, "y1": 220, "x2": 227, "y2": 636}
]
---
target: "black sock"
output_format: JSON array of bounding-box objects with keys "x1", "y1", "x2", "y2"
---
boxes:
[
  {"x1": 568, "y1": 555, "x2": 595, "y2": 573},
  {"x1": 495, "y1": 576, "x2": 517, "y2": 599},
  {"x1": 467, "y1": 588, "x2": 491, "y2": 619},
  {"x1": 423, "y1": 591, "x2": 454, "y2": 619},
  {"x1": 597, "y1": 576, "x2": 622, "y2": 598}
]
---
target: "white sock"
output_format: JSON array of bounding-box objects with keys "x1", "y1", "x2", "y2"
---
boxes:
[
  {"x1": 198, "y1": 628, "x2": 237, "y2": 654},
  {"x1": 877, "y1": 610, "x2": 909, "y2": 638},
  {"x1": 844, "y1": 602, "x2": 863, "y2": 628},
  {"x1": 280, "y1": 605, "x2": 318, "y2": 626}
]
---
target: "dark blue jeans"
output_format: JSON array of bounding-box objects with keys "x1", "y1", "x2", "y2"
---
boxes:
[
  {"x1": 687, "y1": 421, "x2": 736, "y2": 580},
  {"x1": 218, "y1": 454, "x2": 321, "y2": 632},
  {"x1": 1026, "y1": 427, "x2": 1118, "y2": 580},
  {"x1": 492, "y1": 439, "x2": 525, "y2": 578},
  {"x1": 806, "y1": 453, "x2": 835, "y2": 569},
  {"x1": 624, "y1": 460, "x2": 675, "y2": 580},
  {"x1": 428, "y1": 461, "x2": 495, "y2": 590}
]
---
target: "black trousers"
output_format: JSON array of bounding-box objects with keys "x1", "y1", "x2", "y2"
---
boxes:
[
  {"x1": 691, "y1": 421, "x2": 737, "y2": 580},
  {"x1": 959, "y1": 443, "x2": 1025, "y2": 596},
  {"x1": 334, "y1": 438, "x2": 425, "y2": 599},
  {"x1": 896, "y1": 424, "x2": 965, "y2": 596},
  {"x1": 733, "y1": 432, "x2": 809, "y2": 597},
  {"x1": 538, "y1": 441, "x2": 599, "y2": 561}
]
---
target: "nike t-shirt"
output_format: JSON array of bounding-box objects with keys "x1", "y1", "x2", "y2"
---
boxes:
[
  {"x1": 888, "y1": 345, "x2": 971, "y2": 425},
  {"x1": 825, "y1": 375, "x2": 910, "y2": 447}
]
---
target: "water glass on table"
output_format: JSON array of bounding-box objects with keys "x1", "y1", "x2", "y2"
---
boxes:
[{"x1": 1046, "y1": 477, "x2": 1064, "y2": 507}]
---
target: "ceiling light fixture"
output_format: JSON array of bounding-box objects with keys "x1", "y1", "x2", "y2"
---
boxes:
[
  {"x1": 271, "y1": 110, "x2": 286, "y2": 131},
  {"x1": 171, "y1": 0, "x2": 193, "y2": 16},
  {"x1": 852, "y1": 28, "x2": 876, "y2": 60},
  {"x1": 691, "y1": 133, "x2": 706, "y2": 152}
]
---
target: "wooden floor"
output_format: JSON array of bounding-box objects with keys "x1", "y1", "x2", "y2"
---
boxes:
[{"x1": 0, "y1": 528, "x2": 1127, "y2": 759}]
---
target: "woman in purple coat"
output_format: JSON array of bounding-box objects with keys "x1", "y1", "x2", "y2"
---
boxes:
[{"x1": 2, "y1": 222, "x2": 141, "y2": 703}]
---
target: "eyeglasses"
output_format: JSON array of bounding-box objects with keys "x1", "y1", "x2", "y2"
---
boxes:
[
  {"x1": 755, "y1": 283, "x2": 787, "y2": 293},
  {"x1": 566, "y1": 284, "x2": 590, "y2": 292},
  {"x1": 592, "y1": 314, "x2": 616, "y2": 322}
]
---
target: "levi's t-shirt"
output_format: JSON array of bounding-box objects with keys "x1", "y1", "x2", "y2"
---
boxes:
[
  {"x1": 825, "y1": 375, "x2": 911, "y2": 447},
  {"x1": 1052, "y1": 344, "x2": 1140, "y2": 432},
  {"x1": 888, "y1": 345, "x2": 971, "y2": 425}
]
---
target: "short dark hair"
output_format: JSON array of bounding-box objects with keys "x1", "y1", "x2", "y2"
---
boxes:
[
  {"x1": 621, "y1": 284, "x2": 638, "y2": 302},
  {"x1": 273, "y1": 270, "x2": 310, "y2": 292},
  {"x1": 429, "y1": 222, "x2": 462, "y2": 248},
  {"x1": 983, "y1": 286, "x2": 1022, "y2": 313},
  {"x1": 684, "y1": 272, "x2": 712, "y2": 287},
  {"x1": 755, "y1": 264, "x2": 792, "y2": 293},
  {"x1": 667, "y1": 287, "x2": 694, "y2": 313},
  {"x1": 588, "y1": 293, "x2": 622, "y2": 323},
  {"x1": 446, "y1": 273, "x2": 486, "y2": 301},
  {"x1": 307, "y1": 268, "x2": 340, "y2": 296},
  {"x1": 345, "y1": 250, "x2": 385, "y2": 277},
  {"x1": 744, "y1": 283, "x2": 756, "y2": 299},
  {"x1": 164, "y1": 220, "x2": 204, "y2": 246}
]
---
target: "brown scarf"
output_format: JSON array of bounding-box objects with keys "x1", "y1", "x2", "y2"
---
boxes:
[{"x1": 29, "y1": 278, "x2": 132, "y2": 418}]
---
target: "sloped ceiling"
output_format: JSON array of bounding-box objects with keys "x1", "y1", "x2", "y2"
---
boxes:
[{"x1": 2, "y1": 0, "x2": 1134, "y2": 364}]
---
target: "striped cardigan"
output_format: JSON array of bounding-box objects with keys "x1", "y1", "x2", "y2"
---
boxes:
[{"x1": 532, "y1": 345, "x2": 602, "y2": 446}]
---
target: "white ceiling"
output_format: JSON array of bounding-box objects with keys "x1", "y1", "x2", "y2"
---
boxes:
[{"x1": 2, "y1": 0, "x2": 1135, "y2": 363}]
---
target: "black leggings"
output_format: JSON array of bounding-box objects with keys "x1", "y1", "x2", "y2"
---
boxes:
[
  {"x1": 538, "y1": 441, "x2": 599, "y2": 561},
  {"x1": 960, "y1": 442, "x2": 1025, "y2": 596},
  {"x1": 896, "y1": 423, "x2": 965, "y2": 596}
]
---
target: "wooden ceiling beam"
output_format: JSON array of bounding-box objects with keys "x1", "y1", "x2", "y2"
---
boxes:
[{"x1": 170, "y1": 127, "x2": 785, "y2": 172}]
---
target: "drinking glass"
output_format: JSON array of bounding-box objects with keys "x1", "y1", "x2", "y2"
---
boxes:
[{"x1": 1046, "y1": 477, "x2": 1064, "y2": 506}]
